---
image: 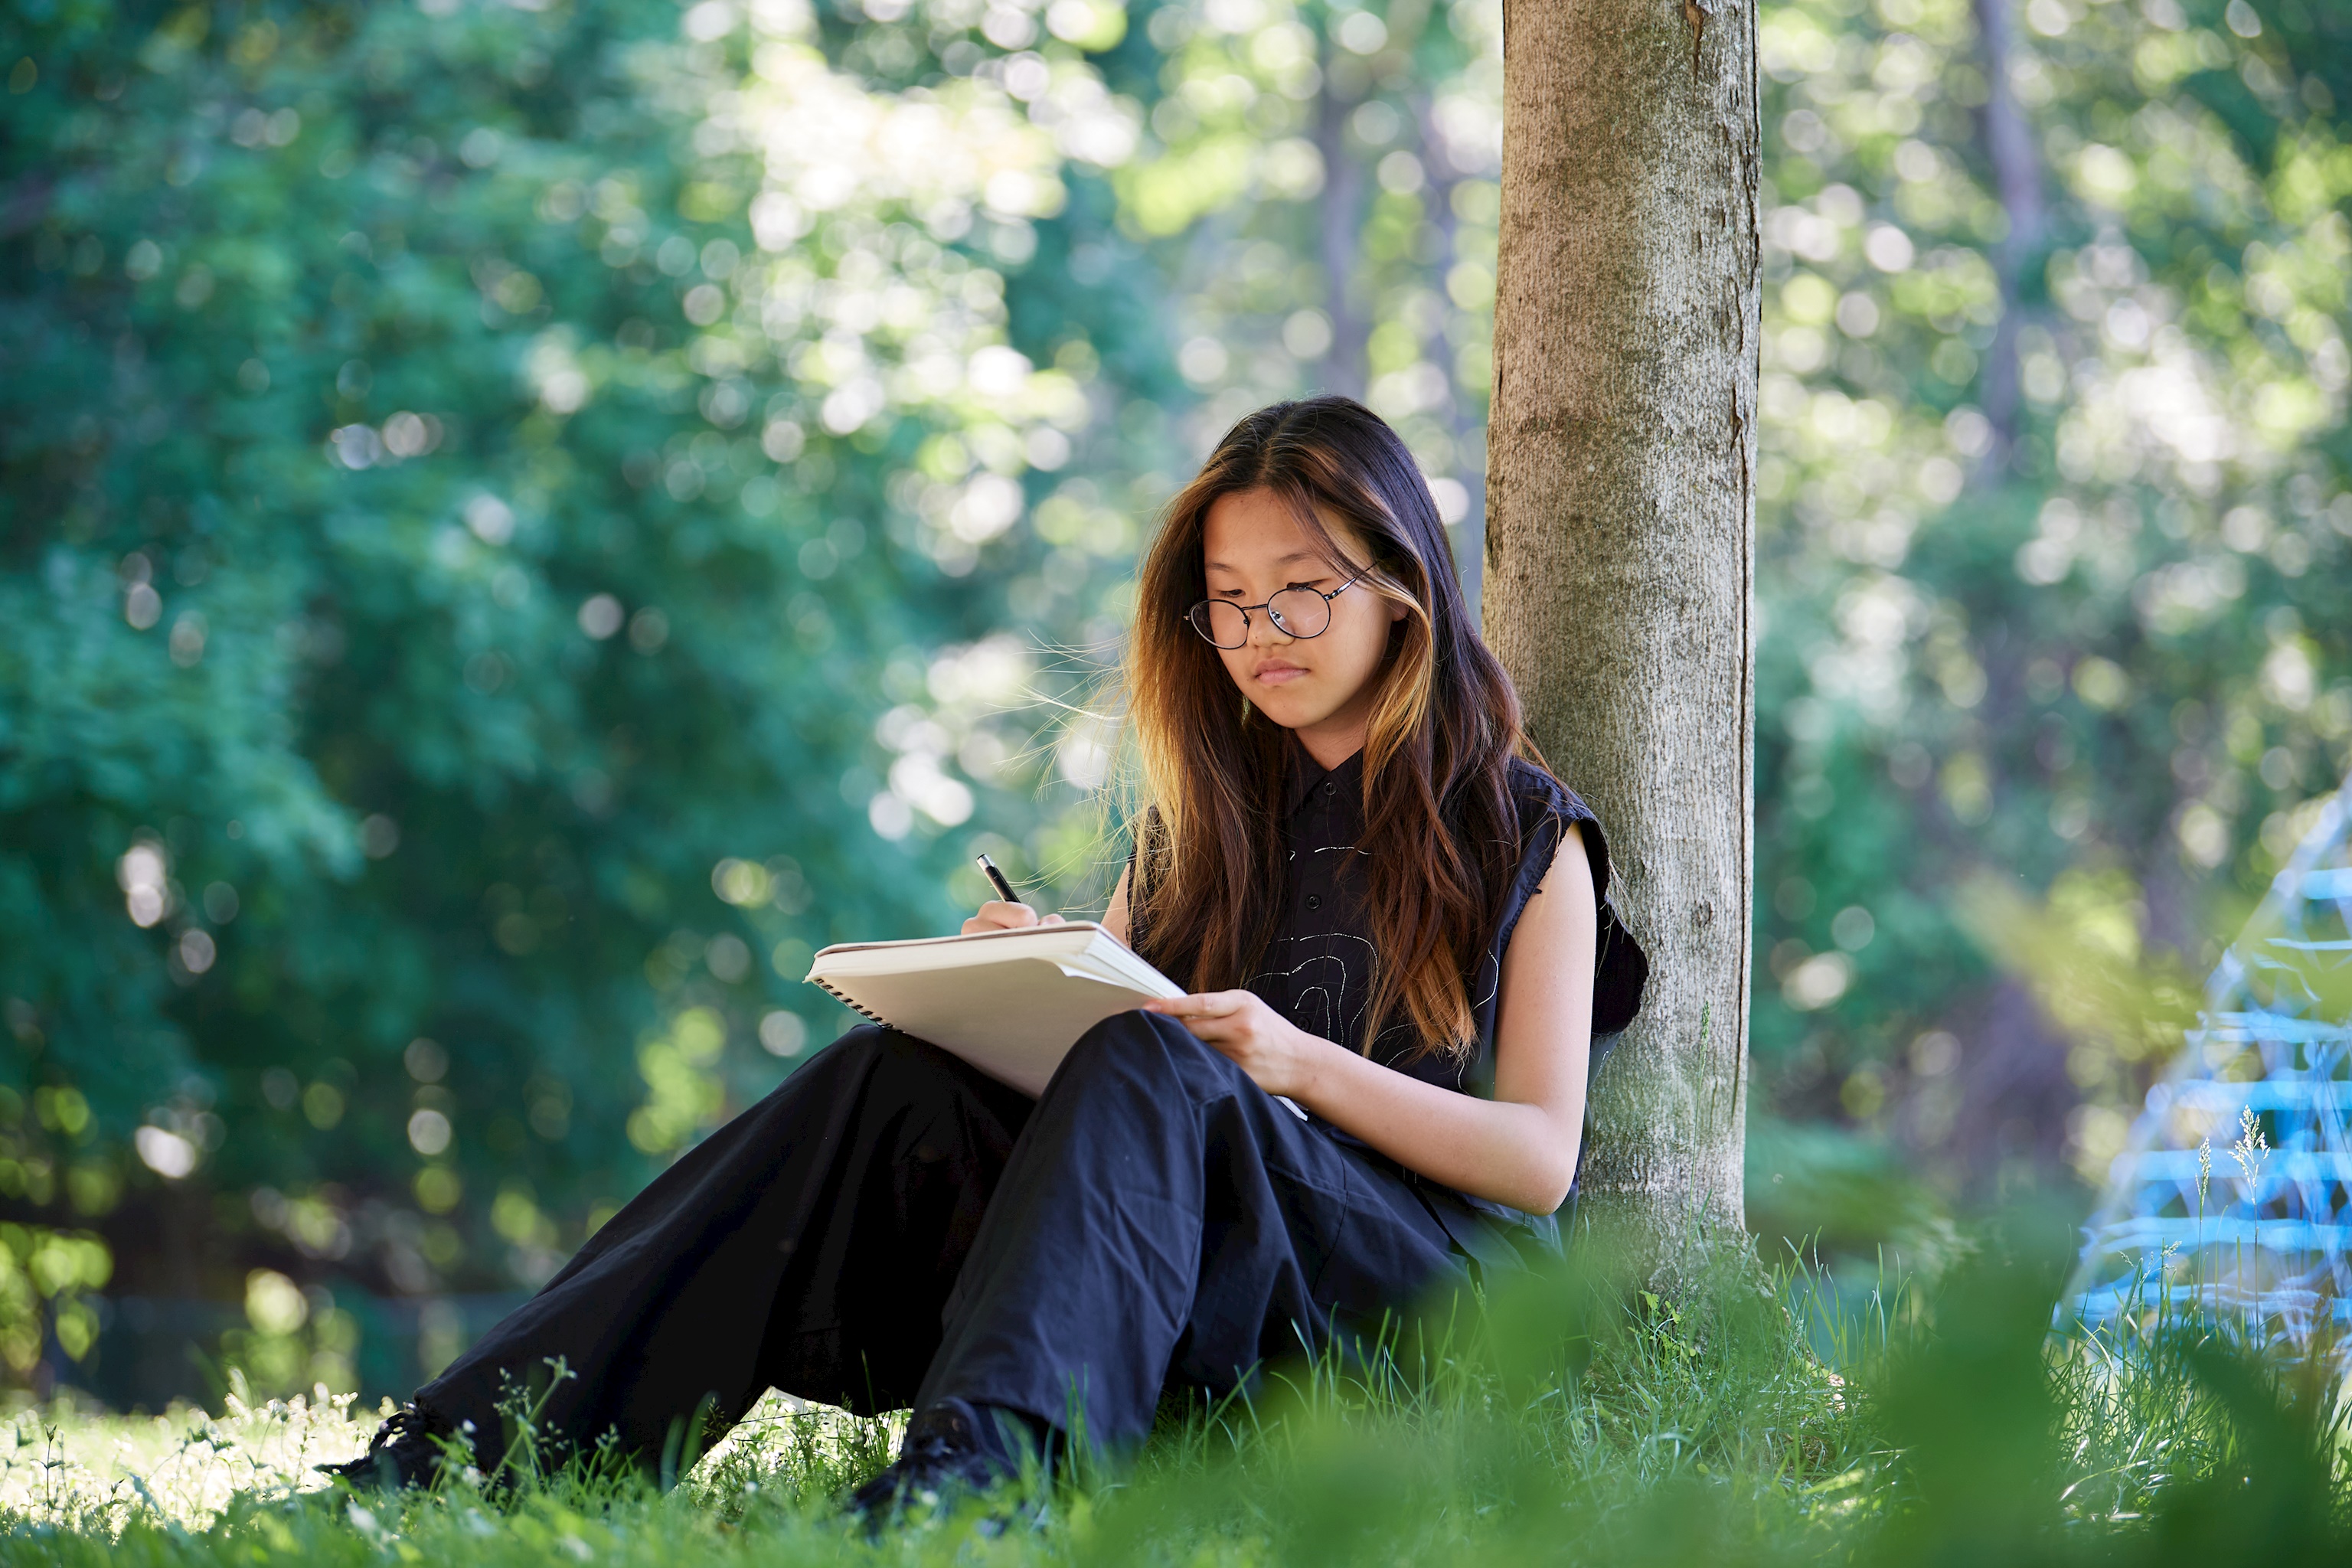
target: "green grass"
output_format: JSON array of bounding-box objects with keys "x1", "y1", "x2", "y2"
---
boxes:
[{"x1": 0, "y1": 1227, "x2": 2345, "y2": 1565}]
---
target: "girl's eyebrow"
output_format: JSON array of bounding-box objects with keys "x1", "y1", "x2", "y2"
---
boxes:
[{"x1": 1202, "y1": 548, "x2": 1329, "y2": 573}]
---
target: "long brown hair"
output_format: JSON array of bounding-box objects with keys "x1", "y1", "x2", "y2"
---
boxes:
[{"x1": 1122, "y1": 397, "x2": 1533, "y2": 1060}]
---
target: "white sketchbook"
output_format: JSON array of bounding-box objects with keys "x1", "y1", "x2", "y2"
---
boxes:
[
  {"x1": 805, "y1": 922, "x2": 1308, "y2": 1118},
  {"x1": 805, "y1": 923, "x2": 1185, "y2": 1097}
]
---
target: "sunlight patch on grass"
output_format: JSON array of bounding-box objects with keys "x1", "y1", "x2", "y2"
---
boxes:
[{"x1": 0, "y1": 1379, "x2": 374, "y2": 1534}]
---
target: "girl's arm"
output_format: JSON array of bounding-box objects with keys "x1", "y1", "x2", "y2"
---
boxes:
[
  {"x1": 1142, "y1": 825, "x2": 1598, "y2": 1214},
  {"x1": 1102, "y1": 868, "x2": 1131, "y2": 947}
]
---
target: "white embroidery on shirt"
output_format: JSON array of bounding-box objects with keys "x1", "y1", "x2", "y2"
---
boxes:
[{"x1": 1247, "y1": 932, "x2": 1377, "y2": 1046}]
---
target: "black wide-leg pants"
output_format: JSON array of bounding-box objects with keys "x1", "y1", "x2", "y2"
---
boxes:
[{"x1": 414, "y1": 1012, "x2": 1480, "y2": 1474}]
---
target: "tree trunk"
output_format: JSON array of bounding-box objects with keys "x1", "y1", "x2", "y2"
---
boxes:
[
  {"x1": 1971, "y1": 0, "x2": 2047, "y2": 473},
  {"x1": 1481, "y1": 0, "x2": 1759, "y2": 1276},
  {"x1": 1314, "y1": 25, "x2": 1369, "y2": 400},
  {"x1": 1415, "y1": 90, "x2": 1490, "y2": 623}
]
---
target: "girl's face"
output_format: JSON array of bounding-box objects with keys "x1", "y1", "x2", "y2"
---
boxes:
[{"x1": 1199, "y1": 487, "x2": 1407, "y2": 757}]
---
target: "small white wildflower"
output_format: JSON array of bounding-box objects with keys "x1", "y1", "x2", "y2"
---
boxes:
[{"x1": 2230, "y1": 1106, "x2": 2272, "y2": 1187}]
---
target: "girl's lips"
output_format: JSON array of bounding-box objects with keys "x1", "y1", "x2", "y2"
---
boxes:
[{"x1": 1252, "y1": 662, "x2": 1308, "y2": 684}]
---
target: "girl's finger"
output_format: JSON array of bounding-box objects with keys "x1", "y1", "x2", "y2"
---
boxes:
[
  {"x1": 1173, "y1": 1014, "x2": 1234, "y2": 1045},
  {"x1": 1148, "y1": 993, "x2": 1233, "y2": 1019}
]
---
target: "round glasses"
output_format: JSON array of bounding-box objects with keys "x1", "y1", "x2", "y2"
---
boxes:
[{"x1": 1184, "y1": 570, "x2": 1366, "y2": 650}]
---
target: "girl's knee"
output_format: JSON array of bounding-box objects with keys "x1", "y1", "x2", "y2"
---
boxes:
[
  {"x1": 867, "y1": 1027, "x2": 991, "y2": 1088},
  {"x1": 827, "y1": 1022, "x2": 893, "y2": 1056},
  {"x1": 801, "y1": 1022, "x2": 903, "y2": 1078},
  {"x1": 1058, "y1": 1011, "x2": 1240, "y2": 1091},
  {"x1": 801, "y1": 1026, "x2": 978, "y2": 1103}
]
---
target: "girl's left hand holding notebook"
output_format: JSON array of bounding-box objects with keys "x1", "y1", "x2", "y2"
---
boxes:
[{"x1": 1140, "y1": 990, "x2": 1318, "y2": 1099}]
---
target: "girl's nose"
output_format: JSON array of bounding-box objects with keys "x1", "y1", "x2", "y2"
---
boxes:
[{"x1": 1248, "y1": 609, "x2": 1292, "y2": 647}]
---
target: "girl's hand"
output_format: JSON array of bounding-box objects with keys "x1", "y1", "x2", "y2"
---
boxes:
[
  {"x1": 1143, "y1": 990, "x2": 1325, "y2": 1100},
  {"x1": 960, "y1": 901, "x2": 1066, "y2": 936}
]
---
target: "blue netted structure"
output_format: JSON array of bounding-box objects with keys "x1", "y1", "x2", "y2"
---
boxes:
[{"x1": 2070, "y1": 773, "x2": 2352, "y2": 1339}]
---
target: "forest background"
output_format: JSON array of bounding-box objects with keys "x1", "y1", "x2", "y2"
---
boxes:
[{"x1": 2, "y1": 0, "x2": 2347, "y2": 1407}]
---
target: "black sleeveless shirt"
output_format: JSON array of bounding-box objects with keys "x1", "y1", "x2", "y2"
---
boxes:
[
  {"x1": 1248, "y1": 746, "x2": 1645, "y2": 1086},
  {"x1": 1145, "y1": 742, "x2": 1649, "y2": 1261}
]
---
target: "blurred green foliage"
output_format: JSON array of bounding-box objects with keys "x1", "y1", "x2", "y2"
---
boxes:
[
  {"x1": 1, "y1": 0, "x2": 1517, "y2": 1396},
  {"x1": 4, "y1": 0, "x2": 2352, "y2": 1402},
  {"x1": 0, "y1": 0, "x2": 1192, "y2": 1379},
  {"x1": 0, "y1": 1226, "x2": 110, "y2": 1380},
  {"x1": 1743, "y1": 0, "x2": 2352, "y2": 1225}
]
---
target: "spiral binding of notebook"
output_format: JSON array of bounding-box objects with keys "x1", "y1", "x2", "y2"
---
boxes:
[{"x1": 809, "y1": 977, "x2": 890, "y2": 1027}]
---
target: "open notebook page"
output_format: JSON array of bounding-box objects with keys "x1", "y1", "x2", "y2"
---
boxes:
[
  {"x1": 806, "y1": 924, "x2": 1182, "y2": 1096},
  {"x1": 805, "y1": 923, "x2": 1307, "y2": 1118}
]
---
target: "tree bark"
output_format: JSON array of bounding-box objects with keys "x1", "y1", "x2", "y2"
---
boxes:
[
  {"x1": 1482, "y1": 0, "x2": 1759, "y2": 1276},
  {"x1": 1314, "y1": 25, "x2": 1369, "y2": 400},
  {"x1": 1972, "y1": 0, "x2": 2047, "y2": 472},
  {"x1": 1415, "y1": 90, "x2": 1490, "y2": 622}
]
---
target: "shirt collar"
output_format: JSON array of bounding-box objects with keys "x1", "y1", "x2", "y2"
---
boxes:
[{"x1": 1280, "y1": 737, "x2": 1366, "y2": 822}]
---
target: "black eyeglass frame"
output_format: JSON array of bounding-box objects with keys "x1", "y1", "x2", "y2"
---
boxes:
[{"x1": 1183, "y1": 566, "x2": 1372, "y2": 650}]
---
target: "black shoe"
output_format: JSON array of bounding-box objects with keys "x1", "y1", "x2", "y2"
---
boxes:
[
  {"x1": 321, "y1": 1403, "x2": 458, "y2": 1491},
  {"x1": 844, "y1": 1399, "x2": 1022, "y2": 1530}
]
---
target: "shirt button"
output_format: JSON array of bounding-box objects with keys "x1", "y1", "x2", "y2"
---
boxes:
[
  {"x1": 1323, "y1": 781, "x2": 1335, "y2": 796},
  {"x1": 1305, "y1": 894, "x2": 1321, "y2": 911}
]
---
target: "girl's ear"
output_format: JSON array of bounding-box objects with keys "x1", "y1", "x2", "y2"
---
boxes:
[{"x1": 1387, "y1": 596, "x2": 1410, "y2": 623}]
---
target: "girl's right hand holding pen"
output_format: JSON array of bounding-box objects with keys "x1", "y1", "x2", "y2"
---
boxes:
[
  {"x1": 962, "y1": 853, "x2": 1063, "y2": 935},
  {"x1": 960, "y1": 900, "x2": 1063, "y2": 935}
]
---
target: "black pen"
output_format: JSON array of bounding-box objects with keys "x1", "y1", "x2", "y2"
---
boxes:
[{"x1": 975, "y1": 853, "x2": 1021, "y2": 906}]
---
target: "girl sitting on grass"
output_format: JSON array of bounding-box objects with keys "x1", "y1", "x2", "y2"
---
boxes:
[{"x1": 331, "y1": 395, "x2": 1646, "y2": 1519}]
